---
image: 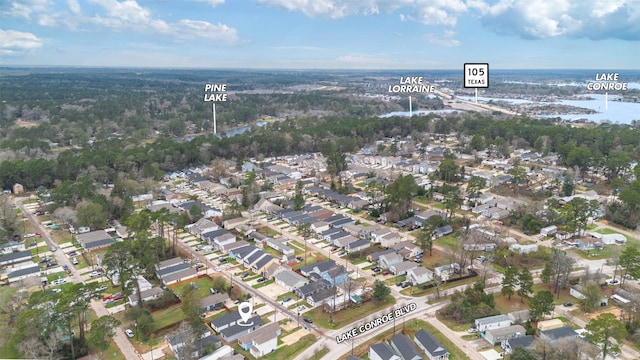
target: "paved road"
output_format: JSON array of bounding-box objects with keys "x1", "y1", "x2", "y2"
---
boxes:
[
  {"x1": 14, "y1": 197, "x2": 142, "y2": 360},
  {"x1": 555, "y1": 305, "x2": 640, "y2": 360}
]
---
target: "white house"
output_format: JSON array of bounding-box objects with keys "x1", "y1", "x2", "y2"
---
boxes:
[
  {"x1": 475, "y1": 314, "x2": 512, "y2": 332},
  {"x1": 406, "y1": 267, "x2": 434, "y2": 286},
  {"x1": 540, "y1": 225, "x2": 557, "y2": 237},
  {"x1": 379, "y1": 253, "x2": 403, "y2": 269},
  {"x1": 390, "y1": 261, "x2": 419, "y2": 276},
  {"x1": 237, "y1": 322, "x2": 280, "y2": 358}
]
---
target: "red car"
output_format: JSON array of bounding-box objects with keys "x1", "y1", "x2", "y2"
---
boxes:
[
  {"x1": 382, "y1": 271, "x2": 390, "y2": 275},
  {"x1": 35, "y1": 232, "x2": 41, "y2": 236},
  {"x1": 111, "y1": 294, "x2": 124, "y2": 302}
]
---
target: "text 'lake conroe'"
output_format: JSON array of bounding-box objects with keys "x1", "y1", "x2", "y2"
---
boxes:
[{"x1": 335, "y1": 303, "x2": 417, "y2": 344}]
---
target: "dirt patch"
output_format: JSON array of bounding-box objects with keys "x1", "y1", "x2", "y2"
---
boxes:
[
  {"x1": 15, "y1": 119, "x2": 39, "y2": 128},
  {"x1": 281, "y1": 328, "x2": 310, "y2": 346}
]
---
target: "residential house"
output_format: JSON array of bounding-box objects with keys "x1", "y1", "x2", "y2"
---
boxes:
[
  {"x1": 483, "y1": 324, "x2": 526, "y2": 346},
  {"x1": 379, "y1": 253, "x2": 403, "y2": 270},
  {"x1": 310, "y1": 221, "x2": 331, "y2": 234},
  {"x1": 294, "y1": 280, "x2": 329, "y2": 299},
  {"x1": 539, "y1": 326, "x2": 579, "y2": 344},
  {"x1": 161, "y1": 268, "x2": 198, "y2": 286},
  {"x1": 299, "y1": 260, "x2": 336, "y2": 277},
  {"x1": 7, "y1": 265, "x2": 40, "y2": 283},
  {"x1": 381, "y1": 232, "x2": 402, "y2": 248},
  {"x1": 433, "y1": 263, "x2": 460, "y2": 281},
  {"x1": 508, "y1": 310, "x2": 530, "y2": 324},
  {"x1": 76, "y1": 230, "x2": 115, "y2": 251},
  {"x1": 474, "y1": 314, "x2": 512, "y2": 332},
  {"x1": 307, "y1": 288, "x2": 335, "y2": 308},
  {"x1": 128, "y1": 287, "x2": 164, "y2": 307},
  {"x1": 540, "y1": 225, "x2": 557, "y2": 237},
  {"x1": 0, "y1": 250, "x2": 32, "y2": 267},
  {"x1": 334, "y1": 235, "x2": 359, "y2": 248},
  {"x1": 157, "y1": 257, "x2": 184, "y2": 271},
  {"x1": 237, "y1": 322, "x2": 281, "y2": 358},
  {"x1": 367, "y1": 249, "x2": 396, "y2": 263},
  {"x1": 156, "y1": 262, "x2": 191, "y2": 280},
  {"x1": 274, "y1": 269, "x2": 309, "y2": 291},
  {"x1": 202, "y1": 229, "x2": 236, "y2": 251},
  {"x1": 176, "y1": 200, "x2": 222, "y2": 219},
  {"x1": 369, "y1": 342, "x2": 401, "y2": 360},
  {"x1": 167, "y1": 331, "x2": 221, "y2": 360},
  {"x1": 200, "y1": 293, "x2": 230, "y2": 312},
  {"x1": 390, "y1": 261, "x2": 419, "y2": 276},
  {"x1": 389, "y1": 334, "x2": 423, "y2": 360},
  {"x1": 435, "y1": 225, "x2": 453, "y2": 238},
  {"x1": 502, "y1": 335, "x2": 535, "y2": 355},
  {"x1": 406, "y1": 267, "x2": 434, "y2": 286},
  {"x1": 346, "y1": 239, "x2": 370, "y2": 253},
  {"x1": 210, "y1": 311, "x2": 263, "y2": 342},
  {"x1": 391, "y1": 241, "x2": 422, "y2": 259},
  {"x1": 414, "y1": 329, "x2": 449, "y2": 360},
  {"x1": 185, "y1": 218, "x2": 219, "y2": 237}
]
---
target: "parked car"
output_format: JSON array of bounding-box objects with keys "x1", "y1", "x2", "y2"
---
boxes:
[
  {"x1": 125, "y1": 329, "x2": 134, "y2": 338},
  {"x1": 51, "y1": 278, "x2": 67, "y2": 286},
  {"x1": 382, "y1": 271, "x2": 390, "y2": 275},
  {"x1": 283, "y1": 297, "x2": 292, "y2": 302},
  {"x1": 241, "y1": 272, "x2": 249, "y2": 278},
  {"x1": 89, "y1": 270, "x2": 103, "y2": 278},
  {"x1": 563, "y1": 302, "x2": 573, "y2": 307},
  {"x1": 303, "y1": 317, "x2": 313, "y2": 324},
  {"x1": 72, "y1": 257, "x2": 79, "y2": 265},
  {"x1": 68, "y1": 251, "x2": 77, "y2": 257},
  {"x1": 256, "y1": 277, "x2": 266, "y2": 283},
  {"x1": 96, "y1": 285, "x2": 108, "y2": 292},
  {"x1": 468, "y1": 327, "x2": 478, "y2": 333},
  {"x1": 46, "y1": 261, "x2": 58, "y2": 268},
  {"x1": 607, "y1": 279, "x2": 621, "y2": 286}
]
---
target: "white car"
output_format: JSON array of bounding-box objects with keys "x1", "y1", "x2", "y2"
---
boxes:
[
  {"x1": 125, "y1": 329, "x2": 134, "y2": 338},
  {"x1": 89, "y1": 270, "x2": 103, "y2": 278},
  {"x1": 51, "y1": 278, "x2": 67, "y2": 286},
  {"x1": 607, "y1": 279, "x2": 621, "y2": 286}
]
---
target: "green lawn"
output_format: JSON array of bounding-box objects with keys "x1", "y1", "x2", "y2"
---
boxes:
[
  {"x1": 305, "y1": 295, "x2": 396, "y2": 330},
  {"x1": 173, "y1": 277, "x2": 215, "y2": 300},
  {"x1": 150, "y1": 304, "x2": 187, "y2": 332},
  {"x1": 233, "y1": 333, "x2": 317, "y2": 360},
  {"x1": 253, "y1": 279, "x2": 275, "y2": 289}
]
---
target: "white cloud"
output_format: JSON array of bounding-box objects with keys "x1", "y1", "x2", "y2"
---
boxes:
[
  {"x1": 67, "y1": 0, "x2": 81, "y2": 14},
  {"x1": 258, "y1": 0, "x2": 412, "y2": 19},
  {"x1": 86, "y1": 0, "x2": 240, "y2": 43},
  {"x1": 0, "y1": 29, "x2": 43, "y2": 55},
  {"x1": 1, "y1": 0, "x2": 52, "y2": 19},
  {"x1": 191, "y1": 0, "x2": 226, "y2": 7},
  {"x1": 481, "y1": 0, "x2": 640, "y2": 40}
]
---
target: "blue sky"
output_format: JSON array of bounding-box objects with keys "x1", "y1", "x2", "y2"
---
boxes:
[{"x1": 1, "y1": 0, "x2": 638, "y2": 69}]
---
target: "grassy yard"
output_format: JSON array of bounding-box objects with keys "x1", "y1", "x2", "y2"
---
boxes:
[
  {"x1": 173, "y1": 277, "x2": 215, "y2": 300},
  {"x1": 253, "y1": 279, "x2": 275, "y2": 289},
  {"x1": 400, "y1": 275, "x2": 478, "y2": 297},
  {"x1": 305, "y1": 295, "x2": 396, "y2": 330},
  {"x1": 233, "y1": 333, "x2": 317, "y2": 360},
  {"x1": 150, "y1": 304, "x2": 187, "y2": 332}
]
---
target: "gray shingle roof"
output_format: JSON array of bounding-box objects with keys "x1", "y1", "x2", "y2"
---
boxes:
[{"x1": 415, "y1": 329, "x2": 448, "y2": 358}]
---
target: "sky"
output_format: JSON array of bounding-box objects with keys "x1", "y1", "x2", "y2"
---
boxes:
[{"x1": 0, "y1": 0, "x2": 639, "y2": 69}]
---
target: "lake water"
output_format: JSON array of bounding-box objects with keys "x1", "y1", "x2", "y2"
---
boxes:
[{"x1": 460, "y1": 94, "x2": 640, "y2": 124}]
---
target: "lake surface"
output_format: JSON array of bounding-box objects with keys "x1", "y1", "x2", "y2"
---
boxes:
[{"x1": 460, "y1": 94, "x2": 640, "y2": 124}]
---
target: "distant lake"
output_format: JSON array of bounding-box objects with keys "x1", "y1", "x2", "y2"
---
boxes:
[
  {"x1": 378, "y1": 109, "x2": 462, "y2": 118},
  {"x1": 461, "y1": 94, "x2": 640, "y2": 124}
]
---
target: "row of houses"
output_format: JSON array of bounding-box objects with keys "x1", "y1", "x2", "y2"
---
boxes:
[{"x1": 365, "y1": 330, "x2": 449, "y2": 360}]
